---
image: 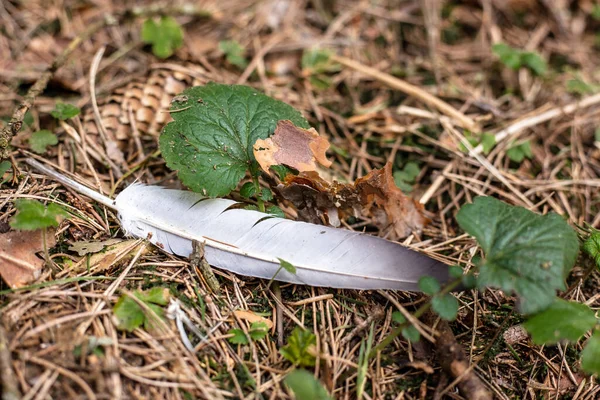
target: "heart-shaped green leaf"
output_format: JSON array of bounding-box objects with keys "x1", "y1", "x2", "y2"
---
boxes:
[
  {"x1": 456, "y1": 196, "x2": 579, "y2": 315},
  {"x1": 160, "y1": 83, "x2": 308, "y2": 197}
]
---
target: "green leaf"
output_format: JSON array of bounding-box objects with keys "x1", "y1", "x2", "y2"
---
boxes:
[
  {"x1": 481, "y1": 133, "x2": 496, "y2": 154},
  {"x1": 218, "y1": 40, "x2": 248, "y2": 69},
  {"x1": 520, "y1": 52, "x2": 547, "y2": 76},
  {"x1": 228, "y1": 328, "x2": 248, "y2": 344},
  {"x1": 113, "y1": 296, "x2": 145, "y2": 332},
  {"x1": 284, "y1": 369, "x2": 332, "y2": 400},
  {"x1": 583, "y1": 230, "x2": 600, "y2": 268},
  {"x1": 270, "y1": 164, "x2": 297, "y2": 180},
  {"x1": 401, "y1": 325, "x2": 420, "y2": 343},
  {"x1": 260, "y1": 188, "x2": 273, "y2": 202},
  {"x1": 29, "y1": 130, "x2": 58, "y2": 154},
  {"x1": 113, "y1": 288, "x2": 170, "y2": 332},
  {"x1": 581, "y1": 330, "x2": 600, "y2": 376},
  {"x1": 506, "y1": 140, "x2": 533, "y2": 163},
  {"x1": 432, "y1": 294, "x2": 459, "y2": 321},
  {"x1": 492, "y1": 43, "x2": 522, "y2": 70},
  {"x1": 462, "y1": 273, "x2": 477, "y2": 289},
  {"x1": 277, "y1": 258, "x2": 297, "y2": 274},
  {"x1": 141, "y1": 17, "x2": 184, "y2": 59},
  {"x1": 139, "y1": 287, "x2": 170, "y2": 306},
  {"x1": 567, "y1": 78, "x2": 597, "y2": 95},
  {"x1": 418, "y1": 276, "x2": 440, "y2": 295},
  {"x1": 394, "y1": 162, "x2": 420, "y2": 193},
  {"x1": 593, "y1": 4, "x2": 600, "y2": 20},
  {"x1": 280, "y1": 327, "x2": 316, "y2": 367},
  {"x1": 50, "y1": 102, "x2": 80, "y2": 120},
  {"x1": 160, "y1": 83, "x2": 309, "y2": 197},
  {"x1": 392, "y1": 311, "x2": 405, "y2": 324},
  {"x1": 10, "y1": 199, "x2": 68, "y2": 230},
  {"x1": 456, "y1": 196, "x2": 579, "y2": 315},
  {"x1": 449, "y1": 265, "x2": 463, "y2": 279},
  {"x1": 523, "y1": 299, "x2": 597, "y2": 345},
  {"x1": 266, "y1": 205, "x2": 286, "y2": 218},
  {"x1": 302, "y1": 49, "x2": 336, "y2": 74},
  {"x1": 595, "y1": 127, "x2": 600, "y2": 142},
  {"x1": 240, "y1": 182, "x2": 256, "y2": 198},
  {"x1": 0, "y1": 160, "x2": 11, "y2": 184},
  {"x1": 249, "y1": 321, "x2": 269, "y2": 341}
]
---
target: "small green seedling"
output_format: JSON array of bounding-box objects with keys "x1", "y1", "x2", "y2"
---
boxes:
[
  {"x1": 583, "y1": 230, "x2": 600, "y2": 268},
  {"x1": 280, "y1": 327, "x2": 317, "y2": 367},
  {"x1": 267, "y1": 258, "x2": 297, "y2": 289},
  {"x1": 301, "y1": 48, "x2": 340, "y2": 90},
  {"x1": 10, "y1": 199, "x2": 69, "y2": 264},
  {"x1": 391, "y1": 312, "x2": 420, "y2": 343},
  {"x1": 228, "y1": 321, "x2": 269, "y2": 345},
  {"x1": 141, "y1": 16, "x2": 184, "y2": 59},
  {"x1": 113, "y1": 287, "x2": 170, "y2": 332},
  {"x1": 506, "y1": 140, "x2": 533, "y2": 163},
  {"x1": 218, "y1": 40, "x2": 248, "y2": 69},
  {"x1": 51, "y1": 102, "x2": 80, "y2": 120},
  {"x1": 284, "y1": 369, "x2": 332, "y2": 400},
  {"x1": 492, "y1": 43, "x2": 547, "y2": 76},
  {"x1": 393, "y1": 162, "x2": 420, "y2": 193},
  {"x1": 29, "y1": 130, "x2": 58, "y2": 154},
  {"x1": 418, "y1": 276, "x2": 459, "y2": 321}
]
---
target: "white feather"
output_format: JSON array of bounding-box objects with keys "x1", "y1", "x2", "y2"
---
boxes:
[{"x1": 27, "y1": 159, "x2": 450, "y2": 291}]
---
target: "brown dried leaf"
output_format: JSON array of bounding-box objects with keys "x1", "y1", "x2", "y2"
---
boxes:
[
  {"x1": 278, "y1": 162, "x2": 428, "y2": 239},
  {"x1": 233, "y1": 310, "x2": 274, "y2": 330},
  {"x1": 253, "y1": 120, "x2": 331, "y2": 173},
  {"x1": 68, "y1": 238, "x2": 122, "y2": 256},
  {"x1": 0, "y1": 229, "x2": 56, "y2": 288}
]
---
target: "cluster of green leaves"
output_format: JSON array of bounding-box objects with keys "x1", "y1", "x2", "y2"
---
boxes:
[
  {"x1": 393, "y1": 162, "x2": 420, "y2": 193},
  {"x1": 492, "y1": 43, "x2": 547, "y2": 76},
  {"x1": 159, "y1": 83, "x2": 309, "y2": 197},
  {"x1": 141, "y1": 16, "x2": 184, "y2": 59},
  {"x1": 280, "y1": 327, "x2": 317, "y2": 367},
  {"x1": 28, "y1": 102, "x2": 81, "y2": 154},
  {"x1": 219, "y1": 40, "x2": 248, "y2": 69},
  {"x1": 301, "y1": 49, "x2": 340, "y2": 90},
  {"x1": 506, "y1": 140, "x2": 532, "y2": 163},
  {"x1": 113, "y1": 287, "x2": 170, "y2": 332},
  {"x1": 228, "y1": 321, "x2": 269, "y2": 345},
  {"x1": 10, "y1": 199, "x2": 68, "y2": 230},
  {"x1": 457, "y1": 196, "x2": 599, "y2": 375}
]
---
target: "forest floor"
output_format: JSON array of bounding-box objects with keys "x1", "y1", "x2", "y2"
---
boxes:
[{"x1": 1, "y1": 0, "x2": 599, "y2": 399}]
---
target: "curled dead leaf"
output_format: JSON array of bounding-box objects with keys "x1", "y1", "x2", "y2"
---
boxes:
[
  {"x1": 232, "y1": 310, "x2": 274, "y2": 330},
  {"x1": 0, "y1": 229, "x2": 56, "y2": 288},
  {"x1": 278, "y1": 162, "x2": 428, "y2": 239},
  {"x1": 253, "y1": 120, "x2": 331, "y2": 173},
  {"x1": 69, "y1": 238, "x2": 122, "y2": 256}
]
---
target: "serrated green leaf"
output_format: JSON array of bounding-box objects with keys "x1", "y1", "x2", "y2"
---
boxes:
[
  {"x1": 401, "y1": 325, "x2": 420, "y2": 343},
  {"x1": 160, "y1": 83, "x2": 309, "y2": 197},
  {"x1": 50, "y1": 102, "x2": 80, "y2": 120},
  {"x1": 581, "y1": 330, "x2": 600, "y2": 376},
  {"x1": 113, "y1": 296, "x2": 145, "y2": 332},
  {"x1": 456, "y1": 196, "x2": 579, "y2": 314},
  {"x1": 481, "y1": 133, "x2": 496, "y2": 154},
  {"x1": 240, "y1": 182, "x2": 256, "y2": 198},
  {"x1": 523, "y1": 299, "x2": 597, "y2": 344},
  {"x1": 228, "y1": 328, "x2": 248, "y2": 344},
  {"x1": 280, "y1": 327, "x2": 316, "y2": 367},
  {"x1": 418, "y1": 276, "x2": 440, "y2": 295},
  {"x1": 10, "y1": 199, "x2": 68, "y2": 230},
  {"x1": 583, "y1": 231, "x2": 600, "y2": 268},
  {"x1": 219, "y1": 40, "x2": 248, "y2": 69},
  {"x1": 141, "y1": 16, "x2": 184, "y2": 59},
  {"x1": 432, "y1": 294, "x2": 459, "y2": 321},
  {"x1": 277, "y1": 258, "x2": 297, "y2": 274},
  {"x1": 284, "y1": 369, "x2": 332, "y2": 400},
  {"x1": 260, "y1": 188, "x2": 273, "y2": 201},
  {"x1": 249, "y1": 321, "x2": 269, "y2": 341},
  {"x1": 29, "y1": 130, "x2": 58, "y2": 154}
]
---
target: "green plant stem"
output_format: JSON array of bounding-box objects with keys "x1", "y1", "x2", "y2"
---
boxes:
[
  {"x1": 368, "y1": 277, "x2": 463, "y2": 359},
  {"x1": 252, "y1": 175, "x2": 265, "y2": 213}
]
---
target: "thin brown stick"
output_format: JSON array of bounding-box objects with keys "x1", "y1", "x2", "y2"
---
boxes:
[
  {"x1": 331, "y1": 54, "x2": 478, "y2": 131},
  {"x1": 424, "y1": 310, "x2": 492, "y2": 400}
]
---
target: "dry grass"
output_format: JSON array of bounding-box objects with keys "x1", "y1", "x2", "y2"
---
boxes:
[{"x1": 1, "y1": 0, "x2": 600, "y2": 399}]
